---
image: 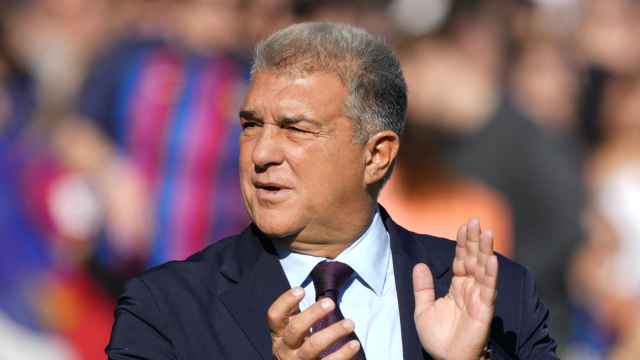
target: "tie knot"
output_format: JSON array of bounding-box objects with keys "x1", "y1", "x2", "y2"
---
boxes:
[{"x1": 310, "y1": 261, "x2": 354, "y2": 300}]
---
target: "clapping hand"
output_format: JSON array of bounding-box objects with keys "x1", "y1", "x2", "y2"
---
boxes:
[
  {"x1": 268, "y1": 287, "x2": 361, "y2": 359},
  {"x1": 413, "y1": 219, "x2": 498, "y2": 360}
]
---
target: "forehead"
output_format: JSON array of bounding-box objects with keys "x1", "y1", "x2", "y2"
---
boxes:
[{"x1": 243, "y1": 71, "x2": 348, "y2": 116}]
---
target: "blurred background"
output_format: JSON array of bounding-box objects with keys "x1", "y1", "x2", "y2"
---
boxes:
[{"x1": 0, "y1": 0, "x2": 639, "y2": 358}]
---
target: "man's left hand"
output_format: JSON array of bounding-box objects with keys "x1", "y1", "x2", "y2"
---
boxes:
[{"x1": 412, "y1": 219, "x2": 498, "y2": 360}]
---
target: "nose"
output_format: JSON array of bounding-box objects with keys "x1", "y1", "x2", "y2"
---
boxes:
[{"x1": 251, "y1": 125, "x2": 285, "y2": 173}]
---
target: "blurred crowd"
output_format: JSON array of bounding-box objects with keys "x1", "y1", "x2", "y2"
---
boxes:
[{"x1": 1, "y1": 0, "x2": 639, "y2": 358}]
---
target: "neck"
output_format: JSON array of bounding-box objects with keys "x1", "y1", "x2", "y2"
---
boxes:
[
  {"x1": 288, "y1": 242, "x2": 352, "y2": 259},
  {"x1": 280, "y1": 205, "x2": 377, "y2": 259}
]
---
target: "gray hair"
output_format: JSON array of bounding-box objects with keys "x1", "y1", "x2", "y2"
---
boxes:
[{"x1": 252, "y1": 22, "x2": 407, "y2": 142}]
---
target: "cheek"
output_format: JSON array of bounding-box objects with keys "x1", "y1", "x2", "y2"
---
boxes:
[
  {"x1": 282, "y1": 143, "x2": 330, "y2": 204},
  {"x1": 238, "y1": 140, "x2": 255, "y2": 195},
  {"x1": 333, "y1": 145, "x2": 366, "y2": 189},
  {"x1": 238, "y1": 138, "x2": 253, "y2": 172},
  {"x1": 292, "y1": 142, "x2": 363, "y2": 196}
]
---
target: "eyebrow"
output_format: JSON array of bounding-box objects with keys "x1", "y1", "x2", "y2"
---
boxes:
[{"x1": 238, "y1": 110, "x2": 260, "y2": 122}]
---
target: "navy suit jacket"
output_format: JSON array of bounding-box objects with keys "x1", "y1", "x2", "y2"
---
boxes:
[{"x1": 107, "y1": 210, "x2": 558, "y2": 359}]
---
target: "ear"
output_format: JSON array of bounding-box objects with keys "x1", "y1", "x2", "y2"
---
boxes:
[{"x1": 363, "y1": 130, "x2": 400, "y2": 186}]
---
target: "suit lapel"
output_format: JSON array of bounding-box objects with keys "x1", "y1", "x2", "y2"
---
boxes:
[
  {"x1": 218, "y1": 226, "x2": 290, "y2": 360},
  {"x1": 383, "y1": 208, "x2": 453, "y2": 360}
]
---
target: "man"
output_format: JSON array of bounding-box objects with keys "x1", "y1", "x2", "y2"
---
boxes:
[{"x1": 107, "y1": 22, "x2": 558, "y2": 359}]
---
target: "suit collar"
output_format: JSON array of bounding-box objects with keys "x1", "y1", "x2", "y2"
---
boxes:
[
  {"x1": 382, "y1": 207, "x2": 452, "y2": 279},
  {"x1": 381, "y1": 206, "x2": 453, "y2": 360},
  {"x1": 217, "y1": 224, "x2": 267, "y2": 282},
  {"x1": 218, "y1": 225, "x2": 290, "y2": 360}
]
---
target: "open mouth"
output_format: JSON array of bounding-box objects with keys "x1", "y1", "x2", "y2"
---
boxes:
[
  {"x1": 257, "y1": 185, "x2": 281, "y2": 192},
  {"x1": 253, "y1": 181, "x2": 291, "y2": 197},
  {"x1": 253, "y1": 180, "x2": 292, "y2": 202}
]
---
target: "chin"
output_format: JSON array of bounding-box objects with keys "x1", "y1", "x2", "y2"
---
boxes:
[
  {"x1": 254, "y1": 219, "x2": 302, "y2": 239},
  {"x1": 250, "y1": 205, "x2": 303, "y2": 239}
]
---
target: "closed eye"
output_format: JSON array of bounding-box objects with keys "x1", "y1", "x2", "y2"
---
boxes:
[
  {"x1": 279, "y1": 116, "x2": 319, "y2": 135},
  {"x1": 285, "y1": 125, "x2": 308, "y2": 133}
]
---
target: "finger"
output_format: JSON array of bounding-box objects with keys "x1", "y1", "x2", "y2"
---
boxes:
[
  {"x1": 453, "y1": 224, "x2": 467, "y2": 276},
  {"x1": 321, "y1": 340, "x2": 361, "y2": 360},
  {"x1": 466, "y1": 218, "x2": 481, "y2": 256},
  {"x1": 456, "y1": 223, "x2": 468, "y2": 249},
  {"x1": 283, "y1": 298, "x2": 335, "y2": 348},
  {"x1": 413, "y1": 263, "x2": 435, "y2": 316},
  {"x1": 296, "y1": 320, "x2": 356, "y2": 359},
  {"x1": 479, "y1": 255, "x2": 498, "y2": 304},
  {"x1": 479, "y1": 229, "x2": 494, "y2": 256},
  {"x1": 267, "y1": 287, "x2": 305, "y2": 335},
  {"x1": 476, "y1": 230, "x2": 494, "y2": 276},
  {"x1": 465, "y1": 219, "x2": 481, "y2": 275}
]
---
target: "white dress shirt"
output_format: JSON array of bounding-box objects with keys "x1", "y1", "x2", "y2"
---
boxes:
[{"x1": 275, "y1": 211, "x2": 403, "y2": 359}]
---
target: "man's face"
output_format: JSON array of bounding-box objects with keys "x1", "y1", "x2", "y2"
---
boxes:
[{"x1": 239, "y1": 71, "x2": 370, "y2": 245}]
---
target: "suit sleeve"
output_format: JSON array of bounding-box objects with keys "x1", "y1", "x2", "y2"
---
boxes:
[
  {"x1": 106, "y1": 277, "x2": 177, "y2": 360},
  {"x1": 516, "y1": 268, "x2": 559, "y2": 359}
]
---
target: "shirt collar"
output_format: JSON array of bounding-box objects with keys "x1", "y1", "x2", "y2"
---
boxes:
[{"x1": 275, "y1": 209, "x2": 390, "y2": 296}]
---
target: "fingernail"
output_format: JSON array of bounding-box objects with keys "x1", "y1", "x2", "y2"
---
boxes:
[
  {"x1": 291, "y1": 287, "x2": 304, "y2": 297},
  {"x1": 342, "y1": 319, "x2": 354, "y2": 331},
  {"x1": 349, "y1": 340, "x2": 360, "y2": 350},
  {"x1": 320, "y1": 298, "x2": 333, "y2": 309}
]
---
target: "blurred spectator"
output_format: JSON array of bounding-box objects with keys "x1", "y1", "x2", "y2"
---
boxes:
[
  {"x1": 293, "y1": 0, "x2": 393, "y2": 36},
  {"x1": 58, "y1": 0, "x2": 253, "y2": 276},
  {"x1": 567, "y1": 74, "x2": 640, "y2": 359},
  {"x1": 566, "y1": 208, "x2": 618, "y2": 360},
  {"x1": 239, "y1": 0, "x2": 295, "y2": 56},
  {"x1": 379, "y1": 121, "x2": 513, "y2": 256},
  {"x1": 576, "y1": 0, "x2": 640, "y2": 150},
  {"x1": 588, "y1": 72, "x2": 640, "y2": 305},
  {"x1": 6, "y1": 0, "x2": 112, "y2": 113},
  {"x1": 0, "y1": 137, "x2": 115, "y2": 360},
  {"x1": 511, "y1": 39, "x2": 579, "y2": 135},
  {"x1": 380, "y1": 40, "x2": 513, "y2": 256},
  {"x1": 0, "y1": 5, "x2": 114, "y2": 358},
  {"x1": 392, "y1": 1, "x2": 585, "y2": 345},
  {"x1": 577, "y1": 0, "x2": 640, "y2": 75},
  {"x1": 0, "y1": 11, "x2": 36, "y2": 142}
]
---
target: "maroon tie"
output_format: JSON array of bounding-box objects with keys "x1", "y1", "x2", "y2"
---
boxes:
[{"x1": 310, "y1": 261, "x2": 366, "y2": 359}]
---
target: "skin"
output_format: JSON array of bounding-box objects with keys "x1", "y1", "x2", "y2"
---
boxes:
[
  {"x1": 239, "y1": 70, "x2": 398, "y2": 259},
  {"x1": 413, "y1": 219, "x2": 498, "y2": 360},
  {"x1": 239, "y1": 70, "x2": 497, "y2": 359}
]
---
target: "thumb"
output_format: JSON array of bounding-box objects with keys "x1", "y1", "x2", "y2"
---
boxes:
[{"x1": 413, "y1": 263, "x2": 436, "y2": 316}]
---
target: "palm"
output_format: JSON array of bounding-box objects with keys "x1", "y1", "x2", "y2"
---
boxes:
[{"x1": 413, "y1": 219, "x2": 498, "y2": 360}]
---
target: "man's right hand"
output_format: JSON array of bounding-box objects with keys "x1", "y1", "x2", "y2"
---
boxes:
[{"x1": 267, "y1": 287, "x2": 361, "y2": 359}]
